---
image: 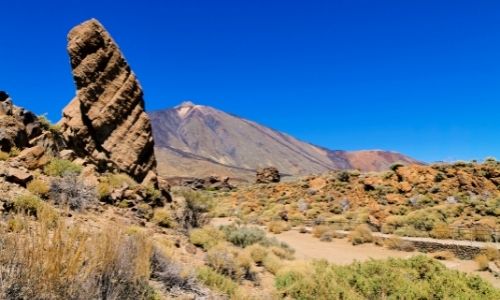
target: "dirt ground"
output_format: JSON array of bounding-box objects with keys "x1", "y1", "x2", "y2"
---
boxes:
[
  {"x1": 272, "y1": 228, "x2": 500, "y2": 288},
  {"x1": 211, "y1": 218, "x2": 500, "y2": 288}
]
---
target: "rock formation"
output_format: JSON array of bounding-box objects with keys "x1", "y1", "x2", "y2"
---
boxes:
[
  {"x1": 0, "y1": 91, "x2": 44, "y2": 152},
  {"x1": 60, "y1": 19, "x2": 157, "y2": 184},
  {"x1": 256, "y1": 167, "x2": 280, "y2": 184}
]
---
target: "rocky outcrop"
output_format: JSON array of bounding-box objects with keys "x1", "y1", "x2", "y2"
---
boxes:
[
  {"x1": 169, "y1": 176, "x2": 234, "y2": 191},
  {"x1": 60, "y1": 19, "x2": 157, "y2": 184},
  {"x1": 256, "y1": 167, "x2": 280, "y2": 184},
  {"x1": 0, "y1": 91, "x2": 44, "y2": 153}
]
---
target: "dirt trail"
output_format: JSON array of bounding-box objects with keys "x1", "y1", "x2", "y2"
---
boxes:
[
  {"x1": 271, "y1": 228, "x2": 500, "y2": 288},
  {"x1": 211, "y1": 218, "x2": 500, "y2": 288}
]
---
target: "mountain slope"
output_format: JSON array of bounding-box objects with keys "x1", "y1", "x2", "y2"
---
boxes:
[{"x1": 149, "y1": 102, "x2": 418, "y2": 180}]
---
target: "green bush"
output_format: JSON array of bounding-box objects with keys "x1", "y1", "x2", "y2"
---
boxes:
[
  {"x1": 152, "y1": 208, "x2": 174, "y2": 228},
  {"x1": 44, "y1": 159, "x2": 82, "y2": 177},
  {"x1": 275, "y1": 256, "x2": 500, "y2": 299},
  {"x1": 220, "y1": 225, "x2": 266, "y2": 248},
  {"x1": 189, "y1": 226, "x2": 224, "y2": 250},
  {"x1": 196, "y1": 266, "x2": 237, "y2": 296},
  {"x1": 12, "y1": 194, "x2": 43, "y2": 215}
]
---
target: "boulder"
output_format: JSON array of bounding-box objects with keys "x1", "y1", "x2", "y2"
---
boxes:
[
  {"x1": 5, "y1": 167, "x2": 33, "y2": 186},
  {"x1": 12, "y1": 145, "x2": 48, "y2": 170},
  {"x1": 256, "y1": 167, "x2": 280, "y2": 183},
  {"x1": 60, "y1": 19, "x2": 157, "y2": 185}
]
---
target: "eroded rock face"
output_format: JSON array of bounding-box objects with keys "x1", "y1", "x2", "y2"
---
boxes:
[
  {"x1": 0, "y1": 91, "x2": 44, "y2": 152},
  {"x1": 60, "y1": 19, "x2": 157, "y2": 184}
]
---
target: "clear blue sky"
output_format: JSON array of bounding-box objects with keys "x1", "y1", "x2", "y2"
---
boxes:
[{"x1": 1, "y1": 0, "x2": 499, "y2": 163}]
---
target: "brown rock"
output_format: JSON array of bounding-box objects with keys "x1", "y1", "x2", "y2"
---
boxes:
[
  {"x1": 256, "y1": 167, "x2": 280, "y2": 183},
  {"x1": 0, "y1": 92, "x2": 44, "y2": 152},
  {"x1": 60, "y1": 19, "x2": 157, "y2": 184},
  {"x1": 6, "y1": 167, "x2": 33, "y2": 186},
  {"x1": 13, "y1": 145, "x2": 48, "y2": 170}
]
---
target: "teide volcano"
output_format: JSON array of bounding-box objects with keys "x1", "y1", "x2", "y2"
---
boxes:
[{"x1": 149, "y1": 102, "x2": 418, "y2": 181}]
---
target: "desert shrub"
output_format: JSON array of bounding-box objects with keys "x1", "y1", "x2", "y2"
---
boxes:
[
  {"x1": 177, "y1": 189, "x2": 213, "y2": 230},
  {"x1": 38, "y1": 115, "x2": 61, "y2": 133},
  {"x1": 27, "y1": 178, "x2": 50, "y2": 197},
  {"x1": 431, "y1": 251, "x2": 455, "y2": 261},
  {"x1": 312, "y1": 225, "x2": 330, "y2": 238},
  {"x1": 50, "y1": 174, "x2": 96, "y2": 210},
  {"x1": 384, "y1": 236, "x2": 415, "y2": 252},
  {"x1": 275, "y1": 260, "x2": 359, "y2": 300},
  {"x1": 262, "y1": 253, "x2": 284, "y2": 275},
  {"x1": 189, "y1": 226, "x2": 224, "y2": 251},
  {"x1": 270, "y1": 246, "x2": 294, "y2": 260},
  {"x1": 206, "y1": 244, "x2": 240, "y2": 279},
  {"x1": 44, "y1": 158, "x2": 82, "y2": 177},
  {"x1": 196, "y1": 266, "x2": 237, "y2": 296},
  {"x1": 11, "y1": 194, "x2": 44, "y2": 216},
  {"x1": 220, "y1": 225, "x2": 266, "y2": 248},
  {"x1": 150, "y1": 249, "x2": 183, "y2": 291},
  {"x1": 247, "y1": 244, "x2": 268, "y2": 265},
  {"x1": 0, "y1": 214, "x2": 157, "y2": 300},
  {"x1": 136, "y1": 203, "x2": 154, "y2": 220},
  {"x1": 475, "y1": 254, "x2": 490, "y2": 271},
  {"x1": 267, "y1": 221, "x2": 290, "y2": 234},
  {"x1": 482, "y1": 245, "x2": 500, "y2": 261},
  {"x1": 349, "y1": 224, "x2": 374, "y2": 245},
  {"x1": 152, "y1": 208, "x2": 175, "y2": 228},
  {"x1": 276, "y1": 256, "x2": 500, "y2": 300},
  {"x1": 0, "y1": 151, "x2": 9, "y2": 161},
  {"x1": 431, "y1": 223, "x2": 453, "y2": 239}
]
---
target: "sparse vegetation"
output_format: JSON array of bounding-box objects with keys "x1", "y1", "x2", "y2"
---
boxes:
[
  {"x1": 267, "y1": 221, "x2": 291, "y2": 234},
  {"x1": 0, "y1": 212, "x2": 160, "y2": 299},
  {"x1": 50, "y1": 174, "x2": 96, "y2": 210},
  {"x1": 44, "y1": 158, "x2": 82, "y2": 177},
  {"x1": 27, "y1": 178, "x2": 50, "y2": 197},
  {"x1": 152, "y1": 208, "x2": 175, "y2": 228},
  {"x1": 275, "y1": 256, "x2": 500, "y2": 299},
  {"x1": 349, "y1": 224, "x2": 374, "y2": 245},
  {"x1": 189, "y1": 226, "x2": 225, "y2": 251},
  {"x1": 475, "y1": 254, "x2": 490, "y2": 271}
]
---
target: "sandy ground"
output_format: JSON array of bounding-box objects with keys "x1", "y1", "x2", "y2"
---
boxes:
[{"x1": 210, "y1": 218, "x2": 500, "y2": 288}]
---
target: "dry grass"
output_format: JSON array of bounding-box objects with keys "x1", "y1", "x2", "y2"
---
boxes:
[
  {"x1": 152, "y1": 208, "x2": 175, "y2": 228},
  {"x1": 349, "y1": 224, "x2": 374, "y2": 245},
  {"x1": 27, "y1": 178, "x2": 50, "y2": 197},
  {"x1": 0, "y1": 211, "x2": 157, "y2": 299},
  {"x1": 384, "y1": 236, "x2": 415, "y2": 252},
  {"x1": 482, "y1": 245, "x2": 500, "y2": 261},
  {"x1": 475, "y1": 254, "x2": 490, "y2": 271},
  {"x1": 267, "y1": 221, "x2": 291, "y2": 234}
]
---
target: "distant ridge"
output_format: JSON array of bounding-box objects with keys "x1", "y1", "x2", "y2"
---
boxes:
[{"x1": 149, "y1": 102, "x2": 418, "y2": 180}]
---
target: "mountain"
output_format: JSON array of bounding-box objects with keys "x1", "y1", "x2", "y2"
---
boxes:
[{"x1": 149, "y1": 102, "x2": 418, "y2": 180}]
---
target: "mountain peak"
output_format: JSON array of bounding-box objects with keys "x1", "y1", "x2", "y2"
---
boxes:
[{"x1": 177, "y1": 101, "x2": 196, "y2": 108}]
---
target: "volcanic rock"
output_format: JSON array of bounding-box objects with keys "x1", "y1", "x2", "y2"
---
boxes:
[
  {"x1": 60, "y1": 19, "x2": 157, "y2": 184},
  {"x1": 256, "y1": 167, "x2": 280, "y2": 184}
]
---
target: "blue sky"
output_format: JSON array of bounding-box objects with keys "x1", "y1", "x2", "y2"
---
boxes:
[{"x1": 1, "y1": 0, "x2": 499, "y2": 163}]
